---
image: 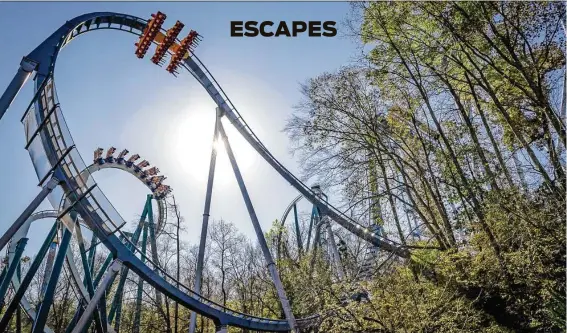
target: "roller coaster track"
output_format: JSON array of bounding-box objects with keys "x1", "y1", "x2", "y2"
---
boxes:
[{"x1": 0, "y1": 12, "x2": 409, "y2": 332}]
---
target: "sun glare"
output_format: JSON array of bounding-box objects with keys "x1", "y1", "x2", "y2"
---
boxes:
[
  {"x1": 213, "y1": 137, "x2": 224, "y2": 152},
  {"x1": 172, "y1": 108, "x2": 257, "y2": 187}
]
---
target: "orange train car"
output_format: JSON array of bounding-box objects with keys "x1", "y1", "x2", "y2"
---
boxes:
[
  {"x1": 135, "y1": 11, "x2": 166, "y2": 58},
  {"x1": 135, "y1": 11, "x2": 202, "y2": 76},
  {"x1": 166, "y1": 30, "x2": 200, "y2": 74},
  {"x1": 152, "y1": 20, "x2": 184, "y2": 65}
]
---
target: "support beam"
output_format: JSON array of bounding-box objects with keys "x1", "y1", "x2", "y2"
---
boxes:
[
  {"x1": 309, "y1": 220, "x2": 326, "y2": 275},
  {"x1": 0, "y1": 267, "x2": 6, "y2": 288},
  {"x1": 73, "y1": 217, "x2": 105, "y2": 333},
  {"x1": 215, "y1": 324, "x2": 228, "y2": 333},
  {"x1": 146, "y1": 195, "x2": 165, "y2": 321},
  {"x1": 40, "y1": 240, "x2": 57, "y2": 297},
  {"x1": 93, "y1": 235, "x2": 124, "y2": 287},
  {"x1": 93, "y1": 253, "x2": 113, "y2": 286},
  {"x1": 71, "y1": 260, "x2": 122, "y2": 333},
  {"x1": 132, "y1": 222, "x2": 149, "y2": 333},
  {"x1": 325, "y1": 219, "x2": 344, "y2": 280},
  {"x1": 315, "y1": 208, "x2": 323, "y2": 249},
  {"x1": 66, "y1": 242, "x2": 119, "y2": 333},
  {"x1": 108, "y1": 200, "x2": 149, "y2": 326},
  {"x1": 218, "y1": 120, "x2": 298, "y2": 332},
  {"x1": 87, "y1": 233, "x2": 97, "y2": 277},
  {"x1": 97, "y1": 296, "x2": 109, "y2": 333},
  {"x1": 64, "y1": 301, "x2": 84, "y2": 333},
  {"x1": 0, "y1": 238, "x2": 28, "y2": 309},
  {"x1": 305, "y1": 206, "x2": 316, "y2": 252},
  {"x1": 190, "y1": 109, "x2": 220, "y2": 333},
  {"x1": 293, "y1": 204, "x2": 303, "y2": 256},
  {"x1": 33, "y1": 224, "x2": 73, "y2": 333},
  {"x1": 0, "y1": 177, "x2": 60, "y2": 252},
  {"x1": 16, "y1": 263, "x2": 21, "y2": 333},
  {"x1": 0, "y1": 58, "x2": 36, "y2": 121},
  {"x1": 0, "y1": 222, "x2": 57, "y2": 331}
]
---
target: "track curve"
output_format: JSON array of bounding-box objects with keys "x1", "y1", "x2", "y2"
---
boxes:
[
  {"x1": 83, "y1": 158, "x2": 168, "y2": 234},
  {"x1": 8, "y1": 147, "x2": 169, "y2": 332},
  {"x1": 10, "y1": 11, "x2": 407, "y2": 331},
  {"x1": 19, "y1": 12, "x2": 309, "y2": 331},
  {"x1": 276, "y1": 194, "x2": 303, "y2": 259}
]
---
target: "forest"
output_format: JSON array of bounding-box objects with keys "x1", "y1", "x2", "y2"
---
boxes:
[{"x1": 2, "y1": 2, "x2": 565, "y2": 333}]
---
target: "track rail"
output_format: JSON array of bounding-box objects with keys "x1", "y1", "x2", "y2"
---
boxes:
[
  {"x1": 48, "y1": 12, "x2": 408, "y2": 255},
  {"x1": 5, "y1": 11, "x2": 409, "y2": 331},
  {"x1": 27, "y1": 12, "x2": 406, "y2": 256},
  {"x1": 183, "y1": 54, "x2": 408, "y2": 257},
  {"x1": 82, "y1": 162, "x2": 168, "y2": 234},
  {"x1": 18, "y1": 12, "x2": 319, "y2": 331}
]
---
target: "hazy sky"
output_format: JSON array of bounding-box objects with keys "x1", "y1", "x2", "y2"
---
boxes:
[{"x1": 0, "y1": 2, "x2": 360, "y2": 255}]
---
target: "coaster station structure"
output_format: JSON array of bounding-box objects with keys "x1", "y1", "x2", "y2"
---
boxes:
[{"x1": 0, "y1": 11, "x2": 410, "y2": 333}]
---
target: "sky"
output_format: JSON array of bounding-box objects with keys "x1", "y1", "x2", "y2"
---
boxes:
[{"x1": 0, "y1": 2, "x2": 361, "y2": 255}]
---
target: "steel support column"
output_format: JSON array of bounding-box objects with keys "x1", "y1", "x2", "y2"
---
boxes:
[
  {"x1": 218, "y1": 120, "x2": 298, "y2": 332},
  {"x1": 0, "y1": 267, "x2": 6, "y2": 288},
  {"x1": 40, "y1": 240, "x2": 57, "y2": 297},
  {"x1": 293, "y1": 204, "x2": 303, "y2": 256},
  {"x1": 32, "y1": 225, "x2": 72, "y2": 333},
  {"x1": 0, "y1": 222, "x2": 58, "y2": 331},
  {"x1": 0, "y1": 58, "x2": 36, "y2": 121},
  {"x1": 74, "y1": 218, "x2": 105, "y2": 333},
  {"x1": 16, "y1": 263, "x2": 21, "y2": 333},
  {"x1": 71, "y1": 260, "x2": 122, "y2": 333},
  {"x1": 93, "y1": 253, "x2": 113, "y2": 286},
  {"x1": 0, "y1": 177, "x2": 60, "y2": 252},
  {"x1": 87, "y1": 233, "x2": 98, "y2": 277},
  {"x1": 132, "y1": 221, "x2": 149, "y2": 333},
  {"x1": 305, "y1": 206, "x2": 316, "y2": 251},
  {"x1": 66, "y1": 245, "x2": 116, "y2": 333},
  {"x1": 325, "y1": 219, "x2": 344, "y2": 280},
  {"x1": 146, "y1": 195, "x2": 165, "y2": 321},
  {"x1": 309, "y1": 219, "x2": 326, "y2": 276},
  {"x1": 64, "y1": 302, "x2": 85, "y2": 333},
  {"x1": 108, "y1": 200, "x2": 149, "y2": 327},
  {"x1": 0, "y1": 238, "x2": 28, "y2": 309},
  {"x1": 93, "y1": 235, "x2": 123, "y2": 287},
  {"x1": 190, "y1": 109, "x2": 220, "y2": 333}
]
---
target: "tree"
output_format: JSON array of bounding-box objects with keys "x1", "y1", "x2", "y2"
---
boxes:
[{"x1": 284, "y1": 2, "x2": 565, "y2": 330}]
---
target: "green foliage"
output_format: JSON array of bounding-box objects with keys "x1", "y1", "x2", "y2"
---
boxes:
[{"x1": 284, "y1": 2, "x2": 565, "y2": 332}]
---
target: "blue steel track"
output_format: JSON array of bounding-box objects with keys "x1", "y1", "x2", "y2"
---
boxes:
[{"x1": 14, "y1": 12, "x2": 408, "y2": 332}]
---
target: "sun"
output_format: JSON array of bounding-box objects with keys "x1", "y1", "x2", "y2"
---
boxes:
[{"x1": 172, "y1": 107, "x2": 257, "y2": 187}]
